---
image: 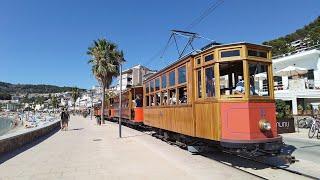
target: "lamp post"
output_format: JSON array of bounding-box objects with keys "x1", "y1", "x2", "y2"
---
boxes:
[
  {"x1": 118, "y1": 51, "x2": 125, "y2": 138},
  {"x1": 119, "y1": 63, "x2": 122, "y2": 138}
]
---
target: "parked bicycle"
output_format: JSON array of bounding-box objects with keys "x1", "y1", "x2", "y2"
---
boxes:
[
  {"x1": 308, "y1": 116, "x2": 320, "y2": 139},
  {"x1": 298, "y1": 117, "x2": 313, "y2": 128}
]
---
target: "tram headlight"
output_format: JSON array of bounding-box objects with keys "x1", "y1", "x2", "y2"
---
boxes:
[{"x1": 259, "y1": 119, "x2": 271, "y2": 131}]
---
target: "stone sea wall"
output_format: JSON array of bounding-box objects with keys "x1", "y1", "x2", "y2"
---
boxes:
[{"x1": 0, "y1": 120, "x2": 60, "y2": 155}]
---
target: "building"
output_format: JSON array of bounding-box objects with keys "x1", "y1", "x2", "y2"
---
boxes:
[
  {"x1": 113, "y1": 65, "x2": 156, "y2": 91},
  {"x1": 273, "y1": 48, "x2": 320, "y2": 114}
]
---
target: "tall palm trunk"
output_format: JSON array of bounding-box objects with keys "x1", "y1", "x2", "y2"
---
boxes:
[{"x1": 100, "y1": 83, "x2": 106, "y2": 125}]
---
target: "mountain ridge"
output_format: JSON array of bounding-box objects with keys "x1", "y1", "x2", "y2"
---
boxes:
[{"x1": 0, "y1": 81, "x2": 85, "y2": 100}]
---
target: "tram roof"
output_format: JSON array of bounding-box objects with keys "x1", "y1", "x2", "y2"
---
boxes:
[{"x1": 145, "y1": 42, "x2": 271, "y2": 81}]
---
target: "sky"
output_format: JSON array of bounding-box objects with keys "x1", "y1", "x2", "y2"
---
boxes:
[{"x1": 0, "y1": 0, "x2": 319, "y2": 89}]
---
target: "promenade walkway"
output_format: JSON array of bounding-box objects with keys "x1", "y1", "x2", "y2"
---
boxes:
[{"x1": 0, "y1": 116, "x2": 257, "y2": 180}]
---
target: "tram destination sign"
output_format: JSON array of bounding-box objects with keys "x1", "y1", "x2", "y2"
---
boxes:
[{"x1": 277, "y1": 118, "x2": 295, "y2": 134}]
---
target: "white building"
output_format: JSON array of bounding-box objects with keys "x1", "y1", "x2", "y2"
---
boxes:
[
  {"x1": 76, "y1": 93, "x2": 94, "y2": 108},
  {"x1": 113, "y1": 64, "x2": 156, "y2": 91},
  {"x1": 273, "y1": 48, "x2": 320, "y2": 114}
]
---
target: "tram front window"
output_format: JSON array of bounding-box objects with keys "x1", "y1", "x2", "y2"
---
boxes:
[
  {"x1": 219, "y1": 61, "x2": 244, "y2": 96},
  {"x1": 249, "y1": 62, "x2": 269, "y2": 96}
]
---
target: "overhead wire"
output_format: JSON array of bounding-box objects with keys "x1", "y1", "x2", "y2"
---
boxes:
[
  {"x1": 186, "y1": 0, "x2": 225, "y2": 30},
  {"x1": 144, "y1": 0, "x2": 226, "y2": 68}
]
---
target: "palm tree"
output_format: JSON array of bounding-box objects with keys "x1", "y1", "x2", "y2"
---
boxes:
[
  {"x1": 51, "y1": 95, "x2": 58, "y2": 113},
  {"x1": 87, "y1": 38, "x2": 123, "y2": 124},
  {"x1": 71, "y1": 87, "x2": 80, "y2": 113}
]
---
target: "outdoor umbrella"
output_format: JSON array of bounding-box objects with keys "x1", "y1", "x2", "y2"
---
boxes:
[{"x1": 275, "y1": 66, "x2": 308, "y2": 77}]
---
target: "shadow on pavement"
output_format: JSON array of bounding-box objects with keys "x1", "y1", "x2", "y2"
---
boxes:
[
  {"x1": 68, "y1": 128, "x2": 84, "y2": 131},
  {"x1": 0, "y1": 127, "x2": 60, "y2": 165},
  {"x1": 299, "y1": 144, "x2": 320, "y2": 149}
]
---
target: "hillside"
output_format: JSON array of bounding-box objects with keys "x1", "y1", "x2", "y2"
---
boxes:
[
  {"x1": 263, "y1": 16, "x2": 320, "y2": 56},
  {"x1": 0, "y1": 82, "x2": 85, "y2": 100}
]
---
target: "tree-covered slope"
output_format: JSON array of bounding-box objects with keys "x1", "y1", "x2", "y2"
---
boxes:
[
  {"x1": 0, "y1": 81, "x2": 85, "y2": 95},
  {"x1": 263, "y1": 16, "x2": 320, "y2": 56}
]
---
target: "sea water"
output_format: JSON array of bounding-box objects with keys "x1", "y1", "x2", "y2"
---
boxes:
[{"x1": 0, "y1": 117, "x2": 13, "y2": 136}]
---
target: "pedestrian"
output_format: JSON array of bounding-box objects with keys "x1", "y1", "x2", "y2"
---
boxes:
[{"x1": 60, "y1": 108, "x2": 69, "y2": 131}]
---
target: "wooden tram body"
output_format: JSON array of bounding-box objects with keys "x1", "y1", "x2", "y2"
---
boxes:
[
  {"x1": 109, "y1": 86, "x2": 144, "y2": 124},
  {"x1": 96, "y1": 42, "x2": 282, "y2": 154},
  {"x1": 143, "y1": 42, "x2": 281, "y2": 153}
]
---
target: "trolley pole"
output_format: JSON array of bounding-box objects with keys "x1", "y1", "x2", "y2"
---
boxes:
[{"x1": 119, "y1": 63, "x2": 122, "y2": 138}]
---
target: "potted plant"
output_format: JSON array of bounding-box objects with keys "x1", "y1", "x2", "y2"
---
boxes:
[
  {"x1": 285, "y1": 105, "x2": 291, "y2": 116},
  {"x1": 297, "y1": 104, "x2": 303, "y2": 115},
  {"x1": 305, "y1": 104, "x2": 312, "y2": 115}
]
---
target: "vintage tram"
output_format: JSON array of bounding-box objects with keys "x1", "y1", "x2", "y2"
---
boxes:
[
  {"x1": 98, "y1": 42, "x2": 282, "y2": 154},
  {"x1": 108, "y1": 86, "x2": 144, "y2": 125},
  {"x1": 143, "y1": 42, "x2": 281, "y2": 154}
]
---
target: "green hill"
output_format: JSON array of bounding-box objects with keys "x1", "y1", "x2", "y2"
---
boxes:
[
  {"x1": 263, "y1": 16, "x2": 320, "y2": 56},
  {"x1": 0, "y1": 82, "x2": 85, "y2": 100}
]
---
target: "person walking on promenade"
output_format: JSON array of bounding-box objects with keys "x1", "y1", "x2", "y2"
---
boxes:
[{"x1": 60, "y1": 108, "x2": 70, "y2": 131}]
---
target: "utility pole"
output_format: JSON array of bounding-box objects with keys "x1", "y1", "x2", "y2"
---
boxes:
[{"x1": 119, "y1": 63, "x2": 122, "y2": 138}]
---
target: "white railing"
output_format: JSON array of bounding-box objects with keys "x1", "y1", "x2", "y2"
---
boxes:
[{"x1": 273, "y1": 43, "x2": 320, "y2": 59}]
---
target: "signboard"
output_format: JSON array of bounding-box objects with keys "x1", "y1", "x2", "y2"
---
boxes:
[{"x1": 277, "y1": 118, "x2": 295, "y2": 134}]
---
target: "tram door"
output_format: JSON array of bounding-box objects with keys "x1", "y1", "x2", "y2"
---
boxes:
[{"x1": 193, "y1": 64, "x2": 221, "y2": 141}]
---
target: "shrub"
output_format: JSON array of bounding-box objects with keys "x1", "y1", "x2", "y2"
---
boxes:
[
  {"x1": 276, "y1": 100, "x2": 287, "y2": 119},
  {"x1": 305, "y1": 104, "x2": 312, "y2": 110},
  {"x1": 297, "y1": 104, "x2": 304, "y2": 111}
]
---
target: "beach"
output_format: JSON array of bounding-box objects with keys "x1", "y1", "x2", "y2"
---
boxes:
[{"x1": 0, "y1": 112, "x2": 57, "y2": 137}]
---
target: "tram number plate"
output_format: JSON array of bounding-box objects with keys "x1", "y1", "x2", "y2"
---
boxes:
[{"x1": 277, "y1": 118, "x2": 295, "y2": 134}]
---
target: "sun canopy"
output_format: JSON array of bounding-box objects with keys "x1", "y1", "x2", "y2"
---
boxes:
[{"x1": 275, "y1": 66, "x2": 308, "y2": 77}]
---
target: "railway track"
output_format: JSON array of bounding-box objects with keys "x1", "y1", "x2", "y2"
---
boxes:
[
  {"x1": 203, "y1": 151, "x2": 317, "y2": 180},
  {"x1": 108, "y1": 119, "x2": 318, "y2": 179}
]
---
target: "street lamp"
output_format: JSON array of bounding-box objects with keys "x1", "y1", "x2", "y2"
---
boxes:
[
  {"x1": 119, "y1": 51, "x2": 125, "y2": 138},
  {"x1": 119, "y1": 63, "x2": 122, "y2": 138}
]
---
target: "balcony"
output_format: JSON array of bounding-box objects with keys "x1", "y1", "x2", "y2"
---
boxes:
[{"x1": 274, "y1": 79, "x2": 320, "y2": 91}]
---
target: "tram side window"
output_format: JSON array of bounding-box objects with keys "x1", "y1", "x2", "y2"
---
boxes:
[
  {"x1": 146, "y1": 82, "x2": 149, "y2": 94},
  {"x1": 169, "y1": 89, "x2": 177, "y2": 105},
  {"x1": 219, "y1": 61, "x2": 244, "y2": 96},
  {"x1": 162, "y1": 91, "x2": 168, "y2": 105},
  {"x1": 150, "y1": 94, "x2": 155, "y2": 106},
  {"x1": 178, "y1": 66, "x2": 186, "y2": 84},
  {"x1": 169, "y1": 71, "x2": 175, "y2": 86},
  {"x1": 205, "y1": 66, "x2": 215, "y2": 97},
  {"x1": 249, "y1": 62, "x2": 269, "y2": 96},
  {"x1": 155, "y1": 78, "x2": 160, "y2": 91},
  {"x1": 146, "y1": 96, "x2": 150, "y2": 106},
  {"x1": 155, "y1": 92, "x2": 161, "y2": 106},
  {"x1": 161, "y1": 74, "x2": 167, "y2": 89},
  {"x1": 150, "y1": 81, "x2": 154, "y2": 92},
  {"x1": 178, "y1": 86, "x2": 187, "y2": 104},
  {"x1": 197, "y1": 70, "x2": 202, "y2": 98},
  {"x1": 196, "y1": 58, "x2": 201, "y2": 65}
]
